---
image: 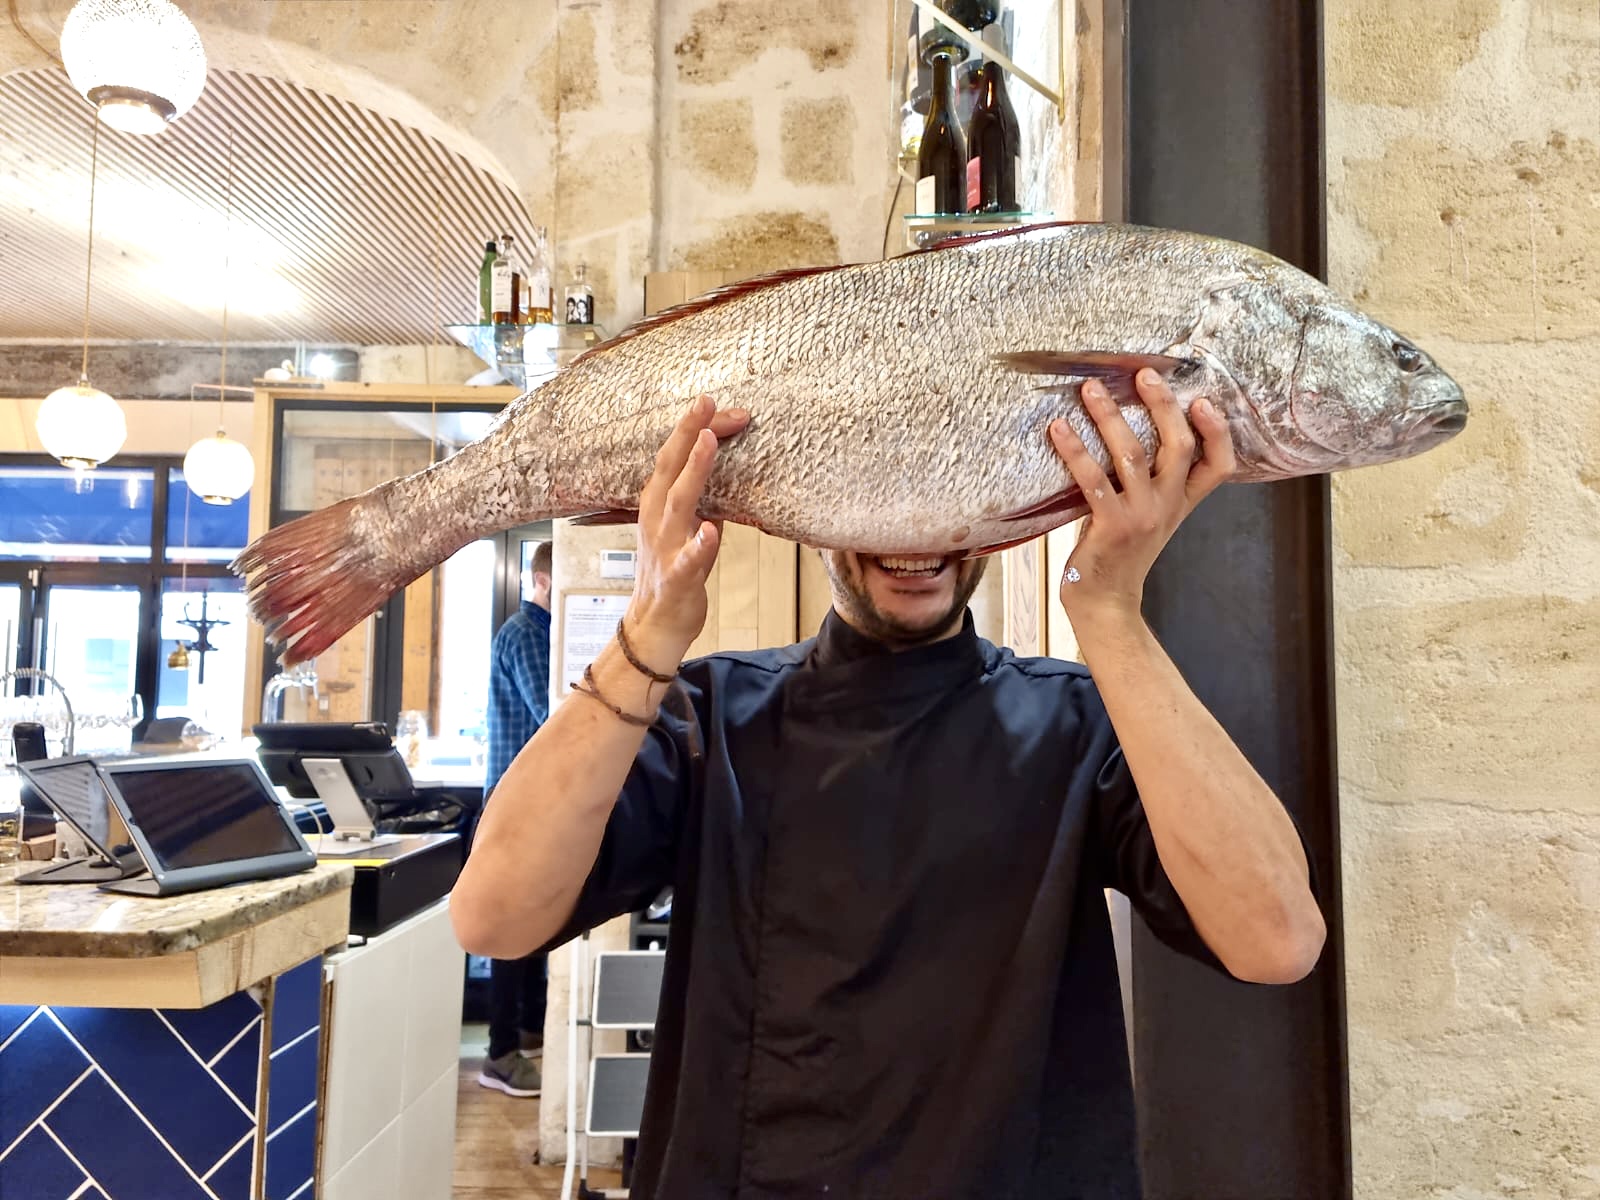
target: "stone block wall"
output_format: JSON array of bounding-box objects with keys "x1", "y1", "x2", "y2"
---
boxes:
[{"x1": 1325, "y1": 1, "x2": 1600, "y2": 1194}]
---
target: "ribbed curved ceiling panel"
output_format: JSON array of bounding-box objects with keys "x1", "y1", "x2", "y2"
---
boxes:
[{"x1": 0, "y1": 66, "x2": 540, "y2": 343}]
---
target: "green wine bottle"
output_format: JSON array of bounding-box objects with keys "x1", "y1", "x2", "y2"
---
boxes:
[{"x1": 478, "y1": 240, "x2": 498, "y2": 325}]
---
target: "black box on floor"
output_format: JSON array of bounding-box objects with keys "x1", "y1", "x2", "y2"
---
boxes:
[{"x1": 320, "y1": 832, "x2": 463, "y2": 938}]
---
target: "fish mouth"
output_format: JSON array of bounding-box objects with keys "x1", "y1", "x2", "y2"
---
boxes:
[{"x1": 1402, "y1": 396, "x2": 1470, "y2": 440}]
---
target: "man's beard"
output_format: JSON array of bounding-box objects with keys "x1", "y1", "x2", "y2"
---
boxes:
[{"x1": 821, "y1": 552, "x2": 988, "y2": 647}]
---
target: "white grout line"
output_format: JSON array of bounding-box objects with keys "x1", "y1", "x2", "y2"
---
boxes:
[
  {"x1": 201, "y1": 1127, "x2": 256, "y2": 1183},
  {"x1": 268, "y1": 1023, "x2": 320, "y2": 1060},
  {"x1": 0, "y1": 1007, "x2": 43, "y2": 1057},
  {"x1": 0, "y1": 1065, "x2": 95, "y2": 1164},
  {"x1": 41, "y1": 1121, "x2": 109, "y2": 1200},
  {"x1": 286, "y1": 1176, "x2": 314, "y2": 1200},
  {"x1": 265, "y1": 1100, "x2": 317, "y2": 1143},
  {"x1": 41, "y1": 1012, "x2": 224, "y2": 1200},
  {"x1": 206, "y1": 1013, "x2": 264, "y2": 1069},
  {"x1": 153, "y1": 1010, "x2": 256, "y2": 1122}
]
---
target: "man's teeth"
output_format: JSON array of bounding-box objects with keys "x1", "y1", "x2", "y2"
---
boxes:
[{"x1": 875, "y1": 556, "x2": 946, "y2": 574}]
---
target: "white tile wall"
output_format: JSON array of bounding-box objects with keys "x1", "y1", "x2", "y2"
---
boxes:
[
  {"x1": 401, "y1": 903, "x2": 466, "y2": 1108},
  {"x1": 321, "y1": 898, "x2": 463, "y2": 1182},
  {"x1": 321, "y1": 925, "x2": 409, "y2": 1176},
  {"x1": 322, "y1": 1109, "x2": 403, "y2": 1200},
  {"x1": 398, "y1": 1064, "x2": 459, "y2": 1200}
]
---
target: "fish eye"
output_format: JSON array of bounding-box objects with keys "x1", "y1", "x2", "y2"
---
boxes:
[{"x1": 1392, "y1": 341, "x2": 1424, "y2": 373}]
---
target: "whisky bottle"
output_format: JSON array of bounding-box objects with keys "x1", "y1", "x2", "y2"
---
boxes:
[{"x1": 491, "y1": 233, "x2": 519, "y2": 325}]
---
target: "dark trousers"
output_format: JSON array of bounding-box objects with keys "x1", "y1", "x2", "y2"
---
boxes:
[{"x1": 487, "y1": 951, "x2": 548, "y2": 1060}]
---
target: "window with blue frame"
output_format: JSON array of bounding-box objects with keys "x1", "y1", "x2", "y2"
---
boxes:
[{"x1": 1, "y1": 458, "x2": 254, "y2": 748}]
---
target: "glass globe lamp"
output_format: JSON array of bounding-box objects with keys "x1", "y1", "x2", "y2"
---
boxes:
[
  {"x1": 182, "y1": 431, "x2": 254, "y2": 504},
  {"x1": 59, "y1": 0, "x2": 208, "y2": 135},
  {"x1": 37, "y1": 383, "x2": 127, "y2": 470}
]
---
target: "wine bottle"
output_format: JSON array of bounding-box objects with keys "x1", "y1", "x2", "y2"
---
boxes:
[
  {"x1": 916, "y1": 50, "x2": 967, "y2": 215},
  {"x1": 966, "y1": 25, "x2": 1020, "y2": 213},
  {"x1": 478, "y1": 240, "x2": 499, "y2": 324},
  {"x1": 491, "y1": 233, "x2": 520, "y2": 325},
  {"x1": 564, "y1": 262, "x2": 593, "y2": 325}
]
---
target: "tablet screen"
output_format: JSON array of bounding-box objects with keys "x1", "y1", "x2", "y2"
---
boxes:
[
  {"x1": 21, "y1": 759, "x2": 113, "y2": 851},
  {"x1": 107, "y1": 762, "x2": 305, "y2": 870}
]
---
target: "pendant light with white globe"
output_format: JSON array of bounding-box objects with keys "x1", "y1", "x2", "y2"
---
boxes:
[
  {"x1": 59, "y1": 0, "x2": 207, "y2": 136},
  {"x1": 185, "y1": 126, "x2": 254, "y2": 506},
  {"x1": 38, "y1": 113, "x2": 126, "y2": 471}
]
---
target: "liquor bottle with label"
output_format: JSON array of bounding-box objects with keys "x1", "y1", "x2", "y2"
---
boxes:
[
  {"x1": 527, "y1": 235, "x2": 554, "y2": 325},
  {"x1": 966, "y1": 24, "x2": 1021, "y2": 213},
  {"x1": 916, "y1": 48, "x2": 966, "y2": 215},
  {"x1": 564, "y1": 262, "x2": 593, "y2": 325},
  {"x1": 491, "y1": 233, "x2": 519, "y2": 325},
  {"x1": 478, "y1": 240, "x2": 499, "y2": 324}
]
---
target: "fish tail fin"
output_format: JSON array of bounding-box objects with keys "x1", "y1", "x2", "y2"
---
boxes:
[{"x1": 232, "y1": 481, "x2": 446, "y2": 666}]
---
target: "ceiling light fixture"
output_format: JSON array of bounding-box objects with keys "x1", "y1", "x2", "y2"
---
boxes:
[
  {"x1": 59, "y1": 0, "x2": 207, "y2": 136},
  {"x1": 184, "y1": 126, "x2": 255, "y2": 506},
  {"x1": 37, "y1": 113, "x2": 126, "y2": 472}
]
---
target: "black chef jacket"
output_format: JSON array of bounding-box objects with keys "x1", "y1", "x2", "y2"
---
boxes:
[{"x1": 540, "y1": 609, "x2": 1231, "y2": 1200}]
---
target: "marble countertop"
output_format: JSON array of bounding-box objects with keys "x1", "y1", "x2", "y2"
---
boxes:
[{"x1": 0, "y1": 862, "x2": 355, "y2": 959}]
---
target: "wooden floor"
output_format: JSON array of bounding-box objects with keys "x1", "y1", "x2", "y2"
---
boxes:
[{"x1": 453, "y1": 1036, "x2": 622, "y2": 1199}]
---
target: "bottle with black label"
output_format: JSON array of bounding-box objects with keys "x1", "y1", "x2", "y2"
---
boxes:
[
  {"x1": 967, "y1": 24, "x2": 1021, "y2": 213},
  {"x1": 564, "y1": 262, "x2": 593, "y2": 325},
  {"x1": 916, "y1": 47, "x2": 967, "y2": 215},
  {"x1": 491, "y1": 233, "x2": 520, "y2": 325},
  {"x1": 478, "y1": 240, "x2": 499, "y2": 324}
]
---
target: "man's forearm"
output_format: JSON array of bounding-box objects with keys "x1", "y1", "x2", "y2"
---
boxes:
[
  {"x1": 450, "y1": 641, "x2": 670, "y2": 958},
  {"x1": 1075, "y1": 609, "x2": 1326, "y2": 984}
]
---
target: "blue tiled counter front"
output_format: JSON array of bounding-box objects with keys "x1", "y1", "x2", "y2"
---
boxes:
[
  {"x1": 0, "y1": 957, "x2": 322, "y2": 1200},
  {"x1": 0, "y1": 865, "x2": 353, "y2": 1200}
]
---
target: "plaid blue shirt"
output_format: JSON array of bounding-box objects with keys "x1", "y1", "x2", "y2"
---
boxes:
[{"x1": 484, "y1": 600, "x2": 551, "y2": 797}]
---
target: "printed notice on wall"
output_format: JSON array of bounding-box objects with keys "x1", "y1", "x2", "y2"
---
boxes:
[{"x1": 559, "y1": 591, "x2": 632, "y2": 698}]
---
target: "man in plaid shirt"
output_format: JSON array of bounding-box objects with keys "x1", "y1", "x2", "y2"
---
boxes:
[{"x1": 477, "y1": 539, "x2": 553, "y2": 1097}]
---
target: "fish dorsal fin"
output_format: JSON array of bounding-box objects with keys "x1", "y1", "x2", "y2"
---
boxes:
[
  {"x1": 570, "y1": 223, "x2": 1107, "y2": 368},
  {"x1": 914, "y1": 219, "x2": 1097, "y2": 254},
  {"x1": 572, "y1": 263, "x2": 849, "y2": 367}
]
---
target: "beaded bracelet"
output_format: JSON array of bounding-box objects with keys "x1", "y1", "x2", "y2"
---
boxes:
[
  {"x1": 569, "y1": 664, "x2": 654, "y2": 727},
  {"x1": 615, "y1": 618, "x2": 677, "y2": 684}
]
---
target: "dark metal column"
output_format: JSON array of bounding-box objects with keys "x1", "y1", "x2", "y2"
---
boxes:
[{"x1": 1124, "y1": 1, "x2": 1353, "y2": 1197}]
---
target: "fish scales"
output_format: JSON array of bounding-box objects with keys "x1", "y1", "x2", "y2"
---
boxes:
[{"x1": 234, "y1": 223, "x2": 1467, "y2": 661}]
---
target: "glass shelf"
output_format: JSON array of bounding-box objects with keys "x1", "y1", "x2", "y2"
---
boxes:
[
  {"x1": 444, "y1": 322, "x2": 610, "y2": 390},
  {"x1": 902, "y1": 210, "x2": 1054, "y2": 249}
]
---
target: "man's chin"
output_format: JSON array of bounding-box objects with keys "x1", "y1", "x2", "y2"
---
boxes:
[{"x1": 821, "y1": 549, "x2": 985, "y2": 646}]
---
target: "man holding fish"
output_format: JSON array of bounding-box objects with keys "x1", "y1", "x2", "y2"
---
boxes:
[{"x1": 451, "y1": 370, "x2": 1327, "y2": 1199}]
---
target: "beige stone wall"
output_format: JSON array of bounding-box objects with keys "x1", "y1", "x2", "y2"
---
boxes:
[{"x1": 1326, "y1": 2, "x2": 1600, "y2": 1195}]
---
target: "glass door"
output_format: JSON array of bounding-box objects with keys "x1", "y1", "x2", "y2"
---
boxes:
[
  {"x1": 37, "y1": 582, "x2": 145, "y2": 755},
  {"x1": 158, "y1": 578, "x2": 249, "y2": 739},
  {"x1": 0, "y1": 582, "x2": 21, "y2": 673}
]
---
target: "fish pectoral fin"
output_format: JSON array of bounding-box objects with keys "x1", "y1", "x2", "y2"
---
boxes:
[
  {"x1": 996, "y1": 486, "x2": 1087, "y2": 523},
  {"x1": 993, "y1": 350, "x2": 1189, "y2": 380},
  {"x1": 569, "y1": 508, "x2": 641, "y2": 527}
]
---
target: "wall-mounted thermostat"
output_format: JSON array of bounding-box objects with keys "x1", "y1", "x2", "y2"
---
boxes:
[{"x1": 599, "y1": 549, "x2": 637, "y2": 580}]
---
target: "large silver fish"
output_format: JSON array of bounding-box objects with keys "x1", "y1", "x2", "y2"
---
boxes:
[{"x1": 236, "y1": 222, "x2": 1467, "y2": 661}]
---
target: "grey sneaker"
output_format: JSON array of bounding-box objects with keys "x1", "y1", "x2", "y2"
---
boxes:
[{"x1": 478, "y1": 1051, "x2": 541, "y2": 1097}]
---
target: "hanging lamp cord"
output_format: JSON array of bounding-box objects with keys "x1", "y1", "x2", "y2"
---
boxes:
[
  {"x1": 218, "y1": 127, "x2": 235, "y2": 433},
  {"x1": 79, "y1": 114, "x2": 101, "y2": 385}
]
